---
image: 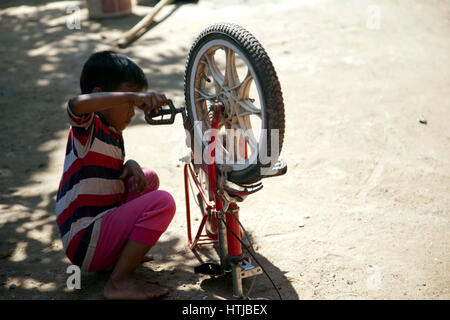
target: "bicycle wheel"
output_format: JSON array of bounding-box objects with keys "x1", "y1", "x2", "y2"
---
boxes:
[{"x1": 184, "y1": 23, "x2": 285, "y2": 185}]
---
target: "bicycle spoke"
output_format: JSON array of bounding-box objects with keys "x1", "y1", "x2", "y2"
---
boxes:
[
  {"x1": 237, "y1": 100, "x2": 262, "y2": 119},
  {"x1": 194, "y1": 88, "x2": 219, "y2": 101},
  {"x1": 236, "y1": 71, "x2": 253, "y2": 101},
  {"x1": 233, "y1": 71, "x2": 262, "y2": 119},
  {"x1": 204, "y1": 53, "x2": 224, "y2": 91},
  {"x1": 223, "y1": 47, "x2": 240, "y2": 88}
]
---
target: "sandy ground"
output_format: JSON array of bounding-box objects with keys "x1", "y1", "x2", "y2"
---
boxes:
[{"x1": 0, "y1": 0, "x2": 449, "y2": 300}]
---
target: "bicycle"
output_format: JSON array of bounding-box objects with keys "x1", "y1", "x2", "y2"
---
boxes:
[{"x1": 145, "y1": 23, "x2": 287, "y2": 299}]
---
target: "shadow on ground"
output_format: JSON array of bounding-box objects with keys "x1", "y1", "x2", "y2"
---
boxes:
[
  {"x1": 0, "y1": 0, "x2": 297, "y2": 300},
  {"x1": 0, "y1": 0, "x2": 187, "y2": 299},
  {"x1": 183, "y1": 231, "x2": 299, "y2": 300}
]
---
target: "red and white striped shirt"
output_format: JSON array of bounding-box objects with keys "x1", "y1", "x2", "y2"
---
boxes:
[{"x1": 56, "y1": 101, "x2": 125, "y2": 270}]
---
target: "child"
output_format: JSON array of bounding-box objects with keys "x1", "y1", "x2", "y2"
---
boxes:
[{"x1": 55, "y1": 51, "x2": 176, "y2": 300}]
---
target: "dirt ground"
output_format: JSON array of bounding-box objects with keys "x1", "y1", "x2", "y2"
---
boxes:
[{"x1": 0, "y1": 0, "x2": 449, "y2": 300}]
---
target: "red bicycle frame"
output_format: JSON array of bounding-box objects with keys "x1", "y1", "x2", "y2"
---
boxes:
[{"x1": 184, "y1": 107, "x2": 243, "y2": 257}]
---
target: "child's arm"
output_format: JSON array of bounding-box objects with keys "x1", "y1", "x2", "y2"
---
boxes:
[{"x1": 70, "y1": 92, "x2": 167, "y2": 116}]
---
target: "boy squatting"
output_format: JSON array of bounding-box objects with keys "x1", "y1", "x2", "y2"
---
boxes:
[{"x1": 56, "y1": 51, "x2": 176, "y2": 300}]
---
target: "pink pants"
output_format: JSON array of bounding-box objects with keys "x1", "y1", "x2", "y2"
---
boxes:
[{"x1": 88, "y1": 168, "x2": 176, "y2": 272}]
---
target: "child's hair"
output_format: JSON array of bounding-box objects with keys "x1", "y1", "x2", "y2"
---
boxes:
[{"x1": 80, "y1": 51, "x2": 148, "y2": 94}]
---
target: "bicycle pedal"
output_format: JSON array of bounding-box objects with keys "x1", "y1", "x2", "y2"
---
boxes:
[
  {"x1": 234, "y1": 259, "x2": 262, "y2": 279},
  {"x1": 238, "y1": 259, "x2": 256, "y2": 271},
  {"x1": 194, "y1": 263, "x2": 224, "y2": 276}
]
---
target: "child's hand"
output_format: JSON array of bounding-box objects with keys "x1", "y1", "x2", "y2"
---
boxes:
[
  {"x1": 134, "y1": 92, "x2": 168, "y2": 115},
  {"x1": 119, "y1": 160, "x2": 147, "y2": 194}
]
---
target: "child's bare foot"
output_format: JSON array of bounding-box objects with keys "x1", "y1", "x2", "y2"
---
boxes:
[
  {"x1": 103, "y1": 255, "x2": 154, "y2": 272},
  {"x1": 141, "y1": 254, "x2": 154, "y2": 262},
  {"x1": 104, "y1": 277, "x2": 168, "y2": 300}
]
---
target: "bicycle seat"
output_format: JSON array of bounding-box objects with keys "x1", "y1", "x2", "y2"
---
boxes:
[
  {"x1": 223, "y1": 181, "x2": 263, "y2": 202},
  {"x1": 261, "y1": 158, "x2": 288, "y2": 178}
]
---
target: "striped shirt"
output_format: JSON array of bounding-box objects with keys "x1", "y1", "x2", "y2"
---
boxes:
[{"x1": 56, "y1": 101, "x2": 125, "y2": 270}]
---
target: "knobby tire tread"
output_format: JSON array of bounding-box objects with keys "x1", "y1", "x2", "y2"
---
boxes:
[{"x1": 184, "y1": 23, "x2": 285, "y2": 185}]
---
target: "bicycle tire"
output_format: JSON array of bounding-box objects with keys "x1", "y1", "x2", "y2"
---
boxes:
[{"x1": 184, "y1": 23, "x2": 285, "y2": 185}]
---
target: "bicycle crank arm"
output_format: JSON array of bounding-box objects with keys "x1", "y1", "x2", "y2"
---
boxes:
[{"x1": 144, "y1": 99, "x2": 186, "y2": 125}]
